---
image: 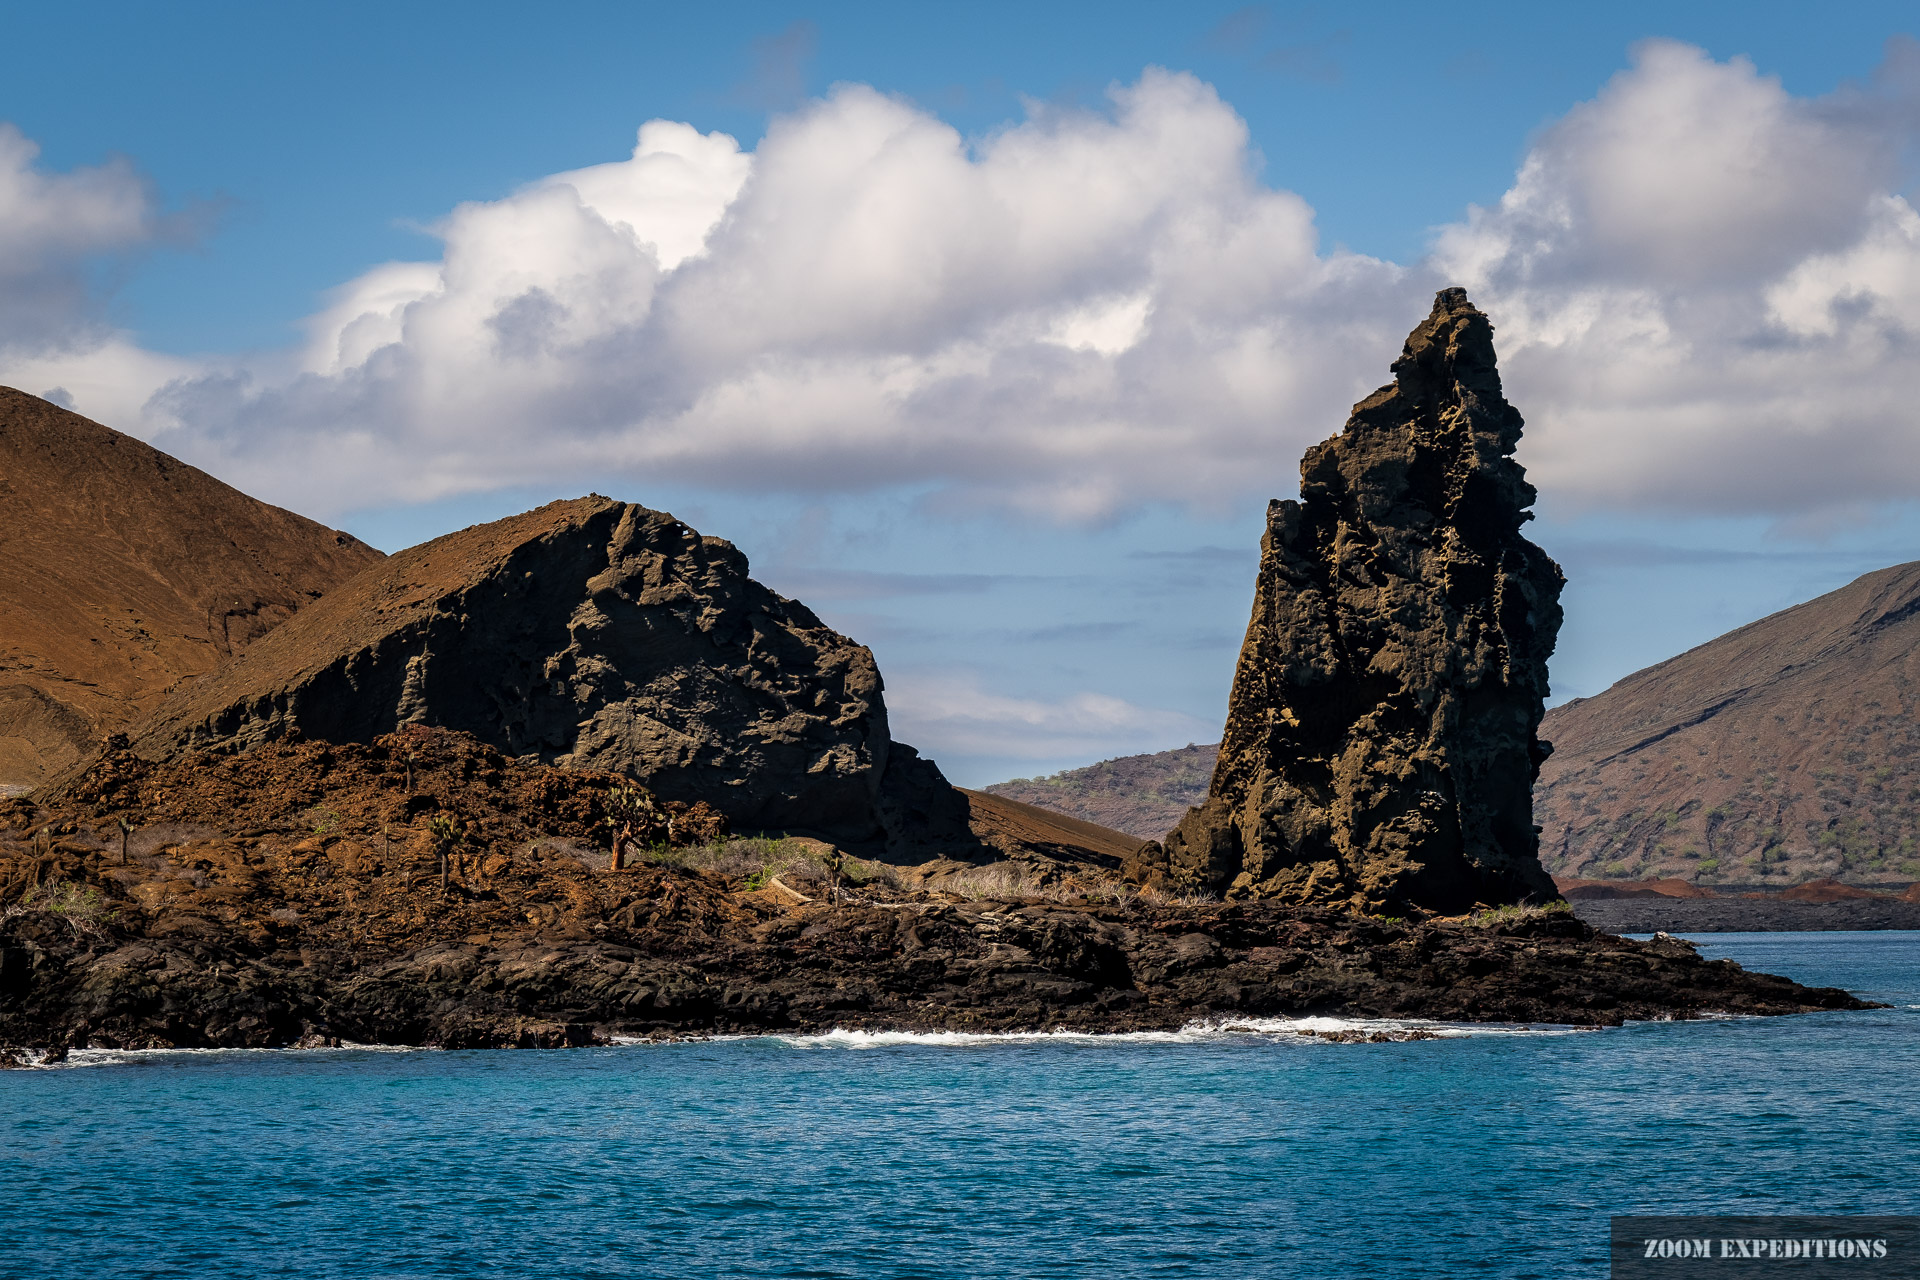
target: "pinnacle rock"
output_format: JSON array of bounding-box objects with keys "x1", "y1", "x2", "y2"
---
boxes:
[{"x1": 1129, "y1": 288, "x2": 1564, "y2": 912}]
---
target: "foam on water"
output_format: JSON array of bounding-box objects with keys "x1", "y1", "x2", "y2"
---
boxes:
[
  {"x1": 17, "y1": 1019, "x2": 1605, "y2": 1066},
  {"x1": 768, "y1": 1015, "x2": 1596, "y2": 1049},
  {"x1": 772, "y1": 1026, "x2": 1199, "y2": 1049},
  {"x1": 37, "y1": 1042, "x2": 418, "y2": 1069}
]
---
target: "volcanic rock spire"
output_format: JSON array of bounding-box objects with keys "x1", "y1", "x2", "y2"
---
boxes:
[{"x1": 1133, "y1": 288, "x2": 1563, "y2": 912}]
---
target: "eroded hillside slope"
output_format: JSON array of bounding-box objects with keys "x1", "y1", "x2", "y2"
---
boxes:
[
  {"x1": 982, "y1": 744, "x2": 1218, "y2": 840},
  {"x1": 0, "y1": 388, "x2": 381, "y2": 788},
  {"x1": 1536, "y1": 561, "x2": 1920, "y2": 885}
]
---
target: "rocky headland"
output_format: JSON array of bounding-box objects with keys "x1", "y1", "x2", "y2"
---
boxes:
[
  {"x1": 0, "y1": 728, "x2": 1865, "y2": 1051},
  {"x1": 122, "y1": 494, "x2": 974, "y2": 862},
  {"x1": 0, "y1": 289, "x2": 1882, "y2": 1055}
]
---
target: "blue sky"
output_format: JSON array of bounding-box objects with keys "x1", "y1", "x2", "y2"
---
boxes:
[{"x1": 5, "y1": 2, "x2": 1920, "y2": 785}]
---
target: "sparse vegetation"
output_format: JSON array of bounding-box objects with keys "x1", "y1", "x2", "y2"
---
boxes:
[
  {"x1": 1467, "y1": 901, "x2": 1572, "y2": 927},
  {"x1": 6, "y1": 880, "x2": 117, "y2": 935},
  {"x1": 929, "y1": 862, "x2": 1216, "y2": 906},
  {"x1": 601, "y1": 782, "x2": 660, "y2": 871},
  {"x1": 639, "y1": 837, "x2": 886, "y2": 900},
  {"x1": 631, "y1": 837, "x2": 1217, "y2": 907},
  {"x1": 428, "y1": 813, "x2": 465, "y2": 890}
]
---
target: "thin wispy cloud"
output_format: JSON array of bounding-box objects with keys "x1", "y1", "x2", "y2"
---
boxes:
[
  {"x1": 884, "y1": 671, "x2": 1213, "y2": 763},
  {"x1": 765, "y1": 568, "x2": 1023, "y2": 600},
  {"x1": 735, "y1": 20, "x2": 819, "y2": 111}
]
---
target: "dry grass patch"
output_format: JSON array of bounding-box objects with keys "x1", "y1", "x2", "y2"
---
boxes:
[
  {"x1": 928, "y1": 863, "x2": 1218, "y2": 906},
  {"x1": 639, "y1": 837, "x2": 903, "y2": 897}
]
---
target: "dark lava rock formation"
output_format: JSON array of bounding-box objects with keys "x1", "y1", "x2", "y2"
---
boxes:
[
  {"x1": 1131, "y1": 289, "x2": 1563, "y2": 912},
  {"x1": 128, "y1": 497, "x2": 969, "y2": 858},
  {"x1": 0, "y1": 735, "x2": 1867, "y2": 1051},
  {"x1": 1537, "y1": 559, "x2": 1920, "y2": 889},
  {"x1": 0, "y1": 388, "x2": 381, "y2": 789}
]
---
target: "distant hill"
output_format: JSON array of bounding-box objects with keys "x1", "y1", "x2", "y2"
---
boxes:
[
  {"x1": 0, "y1": 388, "x2": 383, "y2": 788},
  {"x1": 981, "y1": 743, "x2": 1218, "y2": 840},
  {"x1": 991, "y1": 562, "x2": 1920, "y2": 889},
  {"x1": 1535, "y1": 561, "x2": 1920, "y2": 887}
]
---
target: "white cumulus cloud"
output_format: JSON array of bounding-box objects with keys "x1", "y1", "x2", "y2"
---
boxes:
[
  {"x1": 1434, "y1": 38, "x2": 1920, "y2": 517},
  {"x1": 8, "y1": 44, "x2": 1920, "y2": 528},
  {"x1": 122, "y1": 70, "x2": 1409, "y2": 518},
  {"x1": 0, "y1": 123, "x2": 174, "y2": 352}
]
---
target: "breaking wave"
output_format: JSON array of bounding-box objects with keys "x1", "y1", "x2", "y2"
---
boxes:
[
  {"x1": 768, "y1": 1016, "x2": 1599, "y2": 1050},
  {"x1": 26, "y1": 1042, "x2": 417, "y2": 1069},
  {"x1": 14, "y1": 1019, "x2": 1603, "y2": 1067}
]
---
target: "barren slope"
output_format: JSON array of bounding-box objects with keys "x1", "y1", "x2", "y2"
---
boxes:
[
  {"x1": 0, "y1": 388, "x2": 382, "y2": 787},
  {"x1": 1536, "y1": 561, "x2": 1920, "y2": 885},
  {"x1": 982, "y1": 744, "x2": 1219, "y2": 840},
  {"x1": 961, "y1": 789, "x2": 1148, "y2": 865}
]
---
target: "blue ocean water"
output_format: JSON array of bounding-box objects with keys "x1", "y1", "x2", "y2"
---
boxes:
[{"x1": 2, "y1": 932, "x2": 1915, "y2": 1279}]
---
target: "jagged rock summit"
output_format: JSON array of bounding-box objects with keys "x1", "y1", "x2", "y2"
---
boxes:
[
  {"x1": 129, "y1": 496, "x2": 971, "y2": 858},
  {"x1": 1131, "y1": 289, "x2": 1564, "y2": 912},
  {"x1": 0, "y1": 388, "x2": 382, "y2": 790}
]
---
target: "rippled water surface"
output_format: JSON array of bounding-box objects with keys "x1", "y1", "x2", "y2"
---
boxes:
[{"x1": 3, "y1": 932, "x2": 1916, "y2": 1278}]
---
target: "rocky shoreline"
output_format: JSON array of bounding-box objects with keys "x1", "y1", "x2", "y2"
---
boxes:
[
  {"x1": 0, "y1": 874, "x2": 1871, "y2": 1054},
  {"x1": 0, "y1": 729, "x2": 1876, "y2": 1057},
  {"x1": 1571, "y1": 896, "x2": 1920, "y2": 934}
]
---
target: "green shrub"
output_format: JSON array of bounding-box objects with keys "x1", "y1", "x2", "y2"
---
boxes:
[
  {"x1": 1468, "y1": 901, "x2": 1571, "y2": 927},
  {"x1": 23, "y1": 881, "x2": 116, "y2": 933}
]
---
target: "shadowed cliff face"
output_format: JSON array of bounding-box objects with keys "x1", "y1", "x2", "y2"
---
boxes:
[
  {"x1": 1132, "y1": 289, "x2": 1564, "y2": 913},
  {"x1": 127, "y1": 497, "x2": 971, "y2": 859}
]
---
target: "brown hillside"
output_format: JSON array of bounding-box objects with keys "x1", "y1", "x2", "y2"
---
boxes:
[
  {"x1": 1536, "y1": 561, "x2": 1920, "y2": 886},
  {"x1": 0, "y1": 387, "x2": 382, "y2": 788},
  {"x1": 961, "y1": 789, "x2": 1148, "y2": 866},
  {"x1": 982, "y1": 743, "x2": 1219, "y2": 840}
]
